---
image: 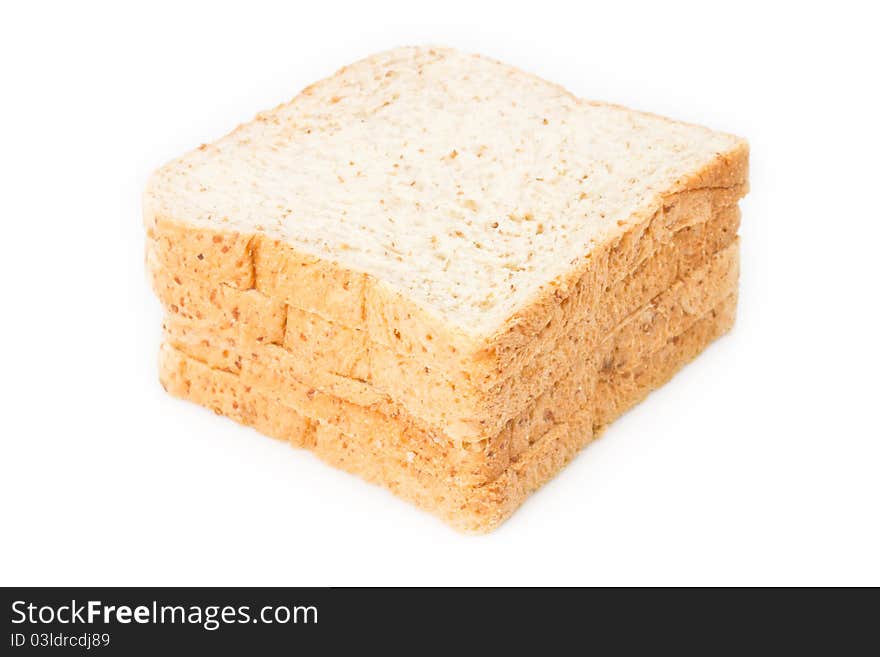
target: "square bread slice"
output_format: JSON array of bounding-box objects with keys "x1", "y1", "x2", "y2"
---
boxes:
[{"x1": 145, "y1": 46, "x2": 747, "y2": 531}]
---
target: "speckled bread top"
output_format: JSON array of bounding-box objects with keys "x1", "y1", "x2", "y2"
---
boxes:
[{"x1": 144, "y1": 46, "x2": 746, "y2": 340}]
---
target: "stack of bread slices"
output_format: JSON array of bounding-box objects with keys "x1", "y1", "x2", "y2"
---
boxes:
[{"x1": 145, "y1": 47, "x2": 748, "y2": 532}]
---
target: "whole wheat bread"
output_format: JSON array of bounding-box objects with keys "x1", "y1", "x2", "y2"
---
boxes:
[{"x1": 145, "y1": 46, "x2": 748, "y2": 531}]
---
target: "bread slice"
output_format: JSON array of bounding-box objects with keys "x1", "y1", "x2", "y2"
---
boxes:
[{"x1": 145, "y1": 46, "x2": 747, "y2": 441}]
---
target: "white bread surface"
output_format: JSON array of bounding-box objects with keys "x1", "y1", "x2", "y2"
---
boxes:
[{"x1": 145, "y1": 46, "x2": 747, "y2": 352}]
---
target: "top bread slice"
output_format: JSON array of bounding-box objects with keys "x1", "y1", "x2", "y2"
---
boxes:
[{"x1": 145, "y1": 46, "x2": 748, "y2": 440}]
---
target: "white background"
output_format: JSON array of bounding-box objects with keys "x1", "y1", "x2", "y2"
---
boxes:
[{"x1": 2, "y1": 0, "x2": 878, "y2": 586}]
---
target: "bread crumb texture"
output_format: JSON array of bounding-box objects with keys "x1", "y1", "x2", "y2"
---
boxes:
[{"x1": 145, "y1": 46, "x2": 745, "y2": 336}]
